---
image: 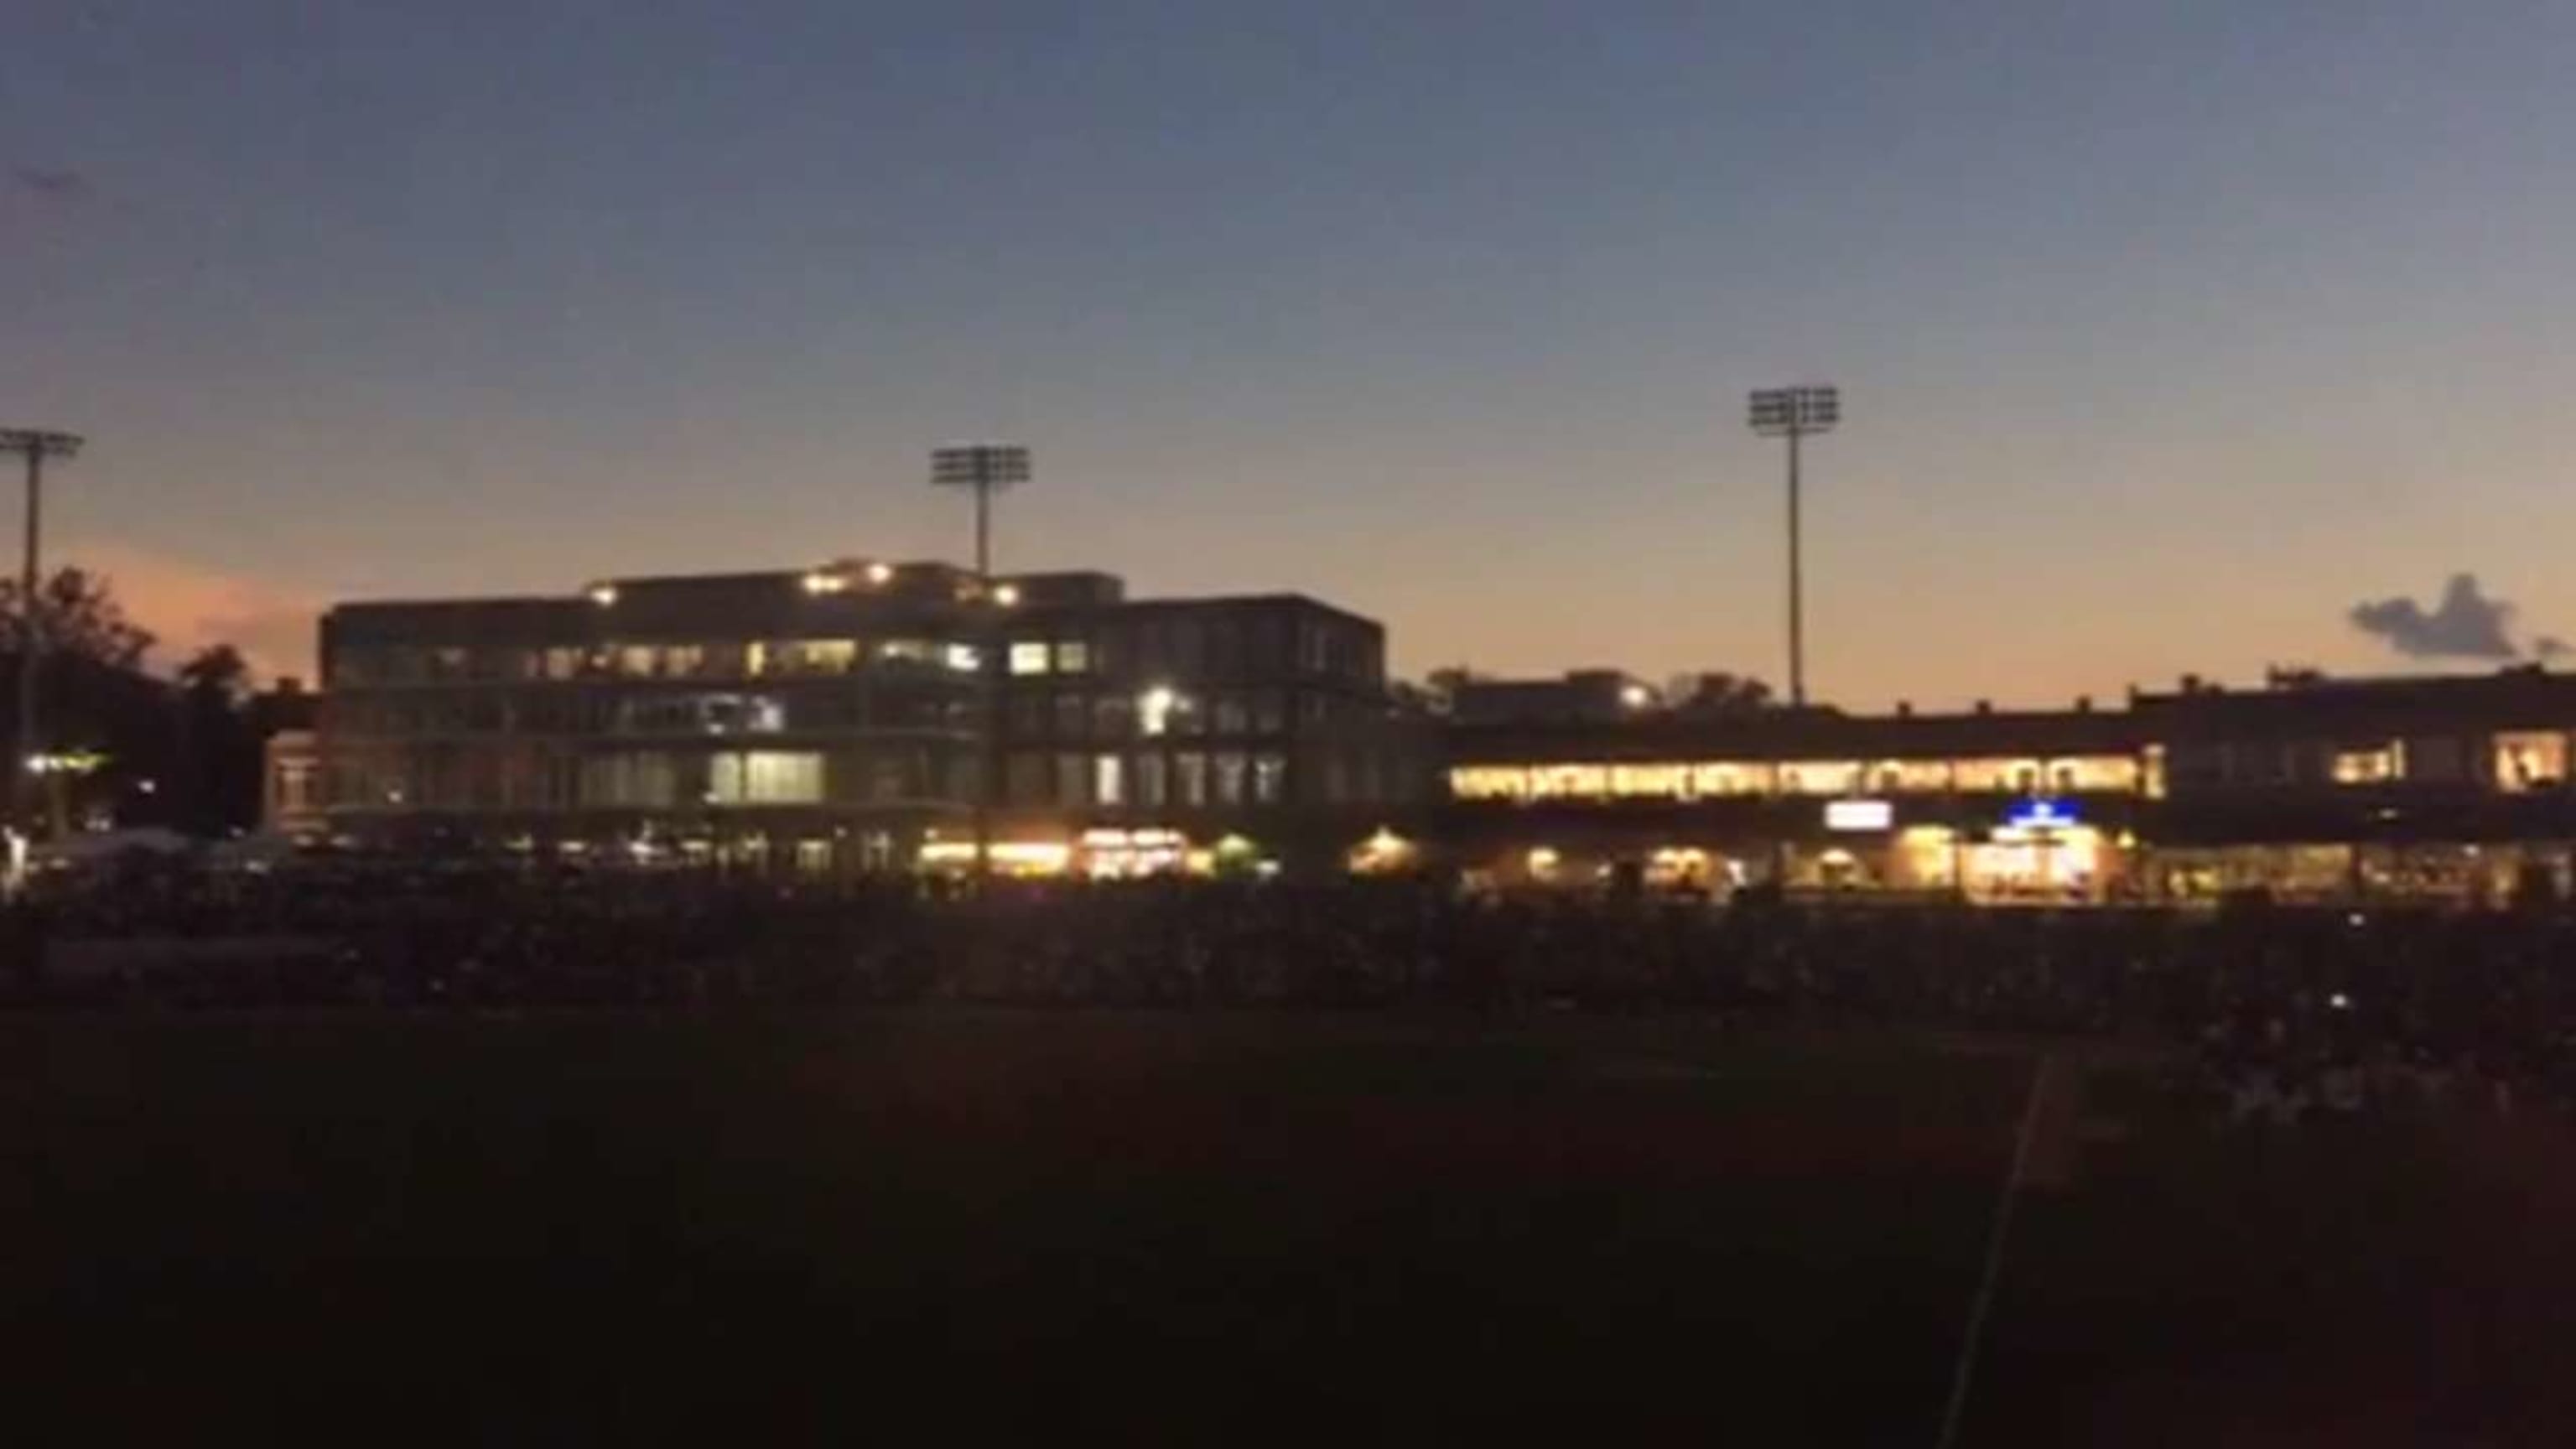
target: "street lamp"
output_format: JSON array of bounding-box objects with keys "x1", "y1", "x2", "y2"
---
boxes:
[
  {"x1": 1747, "y1": 387, "x2": 1838, "y2": 709},
  {"x1": 0, "y1": 427, "x2": 83, "y2": 840},
  {"x1": 930, "y1": 444, "x2": 1034, "y2": 881}
]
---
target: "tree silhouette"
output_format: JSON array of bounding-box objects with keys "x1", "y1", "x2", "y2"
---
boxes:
[
  {"x1": 179, "y1": 644, "x2": 251, "y2": 702},
  {"x1": 1666, "y1": 672, "x2": 1774, "y2": 717},
  {"x1": 0, "y1": 566, "x2": 156, "y2": 668}
]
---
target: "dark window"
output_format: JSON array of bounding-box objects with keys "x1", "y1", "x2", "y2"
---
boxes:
[
  {"x1": 1093, "y1": 693, "x2": 1135, "y2": 739},
  {"x1": 1133, "y1": 751, "x2": 1167, "y2": 808},
  {"x1": 1209, "y1": 621, "x2": 1244, "y2": 678},
  {"x1": 1249, "y1": 615, "x2": 1286, "y2": 674},
  {"x1": 1008, "y1": 693, "x2": 1047, "y2": 739},
  {"x1": 1006, "y1": 752, "x2": 1047, "y2": 805}
]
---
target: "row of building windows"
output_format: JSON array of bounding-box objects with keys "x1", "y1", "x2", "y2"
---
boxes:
[
  {"x1": 1002, "y1": 615, "x2": 1380, "y2": 686},
  {"x1": 327, "y1": 687, "x2": 978, "y2": 738},
  {"x1": 1003, "y1": 750, "x2": 1288, "y2": 809},
  {"x1": 1455, "y1": 733, "x2": 2576, "y2": 805},
  {"x1": 330, "y1": 615, "x2": 1384, "y2": 691},
  {"x1": 2162, "y1": 733, "x2": 2571, "y2": 792},
  {"x1": 1450, "y1": 756, "x2": 2148, "y2": 804},
  {"x1": 330, "y1": 639, "x2": 977, "y2": 687},
  {"x1": 328, "y1": 747, "x2": 964, "y2": 812},
  {"x1": 327, "y1": 740, "x2": 1411, "y2": 814},
  {"x1": 1001, "y1": 688, "x2": 1355, "y2": 741}
]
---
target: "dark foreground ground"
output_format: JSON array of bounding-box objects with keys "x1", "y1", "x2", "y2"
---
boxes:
[{"x1": 5, "y1": 1012, "x2": 2571, "y2": 1444}]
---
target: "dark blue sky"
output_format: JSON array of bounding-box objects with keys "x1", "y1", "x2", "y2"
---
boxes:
[{"x1": 7, "y1": 1, "x2": 2574, "y2": 704}]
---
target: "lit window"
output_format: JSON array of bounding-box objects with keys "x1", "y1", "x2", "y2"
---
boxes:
[
  {"x1": 1093, "y1": 754, "x2": 1125, "y2": 807},
  {"x1": 1778, "y1": 761, "x2": 1861, "y2": 796},
  {"x1": 1690, "y1": 763, "x2": 1770, "y2": 796},
  {"x1": 1010, "y1": 641, "x2": 1052, "y2": 676},
  {"x1": 708, "y1": 750, "x2": 824, "y2": 805},
  {"x1": 2332, "y1": 745, "x2": 2402, "y2": 786},
  {"x1": 2494, "y1": 733, "x2": 2567, "y2": 792},
  {"x1": 776, "y1": 640, "x2": 858, "y2": 674},
  {"x1": 1529, "y1": 765, "x2": 1610, "y2": 799},
  {"x1": 1055, "y1": 641, "x2": 1091, "y2": 675},
  {"x1": 2047, "y1": 756, "x2": 2142, "y2": 792},
  {"x1": 945, "y1": 643, "x2": 982, "y2": 673},
  {"x1": 1872, "y1": 761, "x2": 1954, "y2": 792},
  {"x1": 1448, "y1": 766, "x2": 1530, "y2": 801},
  {"x1": 1608, "y1": 764, "x2": 1689, "y2": 798},
  {"x1": 1253, "y1": 754, "x2": 1285, "y2": 804},
  {"x1": 1213, "y1": 751, "x2": 1248, "y2": 805},
  {"x1": 1952, "y1": 758, "x2": 2041, "y2": 792}
]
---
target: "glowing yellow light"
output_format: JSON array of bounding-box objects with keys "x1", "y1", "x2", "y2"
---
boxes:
[
  {"x1": 919, "y1": 839, "x2": 1071, "y2": 875},
  {"x1": 865, "y1": 560, "x2": 895, "y2": 585},
  {"x1": 1526, "y1": 846, "x2": 1561, "y2": 880},
  {"x1": 993, "y1": 582, "x2": 1022, "y2": 607},
  {"x1": 586, "y1": 582, "x2": 619, "y2": 606},
  {"x1": 1620, "y1": 683, "x2": 1653, "y2": 709},
  {"x1": 801, "y1": 569, "x2": 847, "y2": 596},
  {"x1": 1349, "y1": 827, "x2": 1415, "y2": 874}
]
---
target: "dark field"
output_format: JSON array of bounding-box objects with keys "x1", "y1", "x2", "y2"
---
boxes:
[{"x1": 7, "y1": 1013, "x2": 2571, "y2": 1443}]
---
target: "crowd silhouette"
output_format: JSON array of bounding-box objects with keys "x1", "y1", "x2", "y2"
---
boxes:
[{"x1": 10, "y1": 860, "x2": 2576, "y2": 1117}]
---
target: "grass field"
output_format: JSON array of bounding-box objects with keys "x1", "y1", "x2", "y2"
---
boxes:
[{"x1": 6, "y1": 1011, "x2": 2571, "y2": 1443}]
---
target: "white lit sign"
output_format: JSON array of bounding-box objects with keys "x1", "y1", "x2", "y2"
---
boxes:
[{"x1": 1825, "y1": 799, "x2": 1893, "y2": 832}]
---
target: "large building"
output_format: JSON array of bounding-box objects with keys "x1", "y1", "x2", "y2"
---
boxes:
[
  {"x1": 1440, "y1": 668, "x2": 2576, "y2": 905},
  {"x1": 314, "y1": 559, "x2": 1417, "y2": 873},
  {"x1": 311, "y1": 553, "x2": 2576, "y2": 903}
]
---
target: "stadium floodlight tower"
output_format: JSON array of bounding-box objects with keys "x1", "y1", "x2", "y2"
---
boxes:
[
  {"x1": 1746, "y1": 386, "x2": 1840, "y2": 709},
  {"x1": 930, "y1": 442, "x2": 1032, "y2": 584},
  {"x1": 929, "y1": 444, "x2": 1033, "y2": 882},
  {"x1": 0, "y1": 428, "x2": 84, "y2": 843}
]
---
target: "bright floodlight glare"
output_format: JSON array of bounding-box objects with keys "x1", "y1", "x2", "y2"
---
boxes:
[
  {"x1": 1619, "y1": 682, "x2": 1653, "y2": 709},
  {"x1": 865, "y1": 560, "x2": 895, "y2": 585},
  {"x1": 992, "y1": 582, "x2": 1021, "y2": 607},
  {"x1": 586, "y1": 582, "x2": 619, "y2": 606}
]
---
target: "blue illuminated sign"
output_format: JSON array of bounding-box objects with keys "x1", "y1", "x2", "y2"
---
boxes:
[{"x1": 2003, "y1": 797, "x2": 2080, "y2": 830}]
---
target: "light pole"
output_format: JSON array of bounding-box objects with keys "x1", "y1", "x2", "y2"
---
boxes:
[
  {"x1": 930, "y1": 444, "x2": 1033, "y2": 880},
  {"x1": 0, "y1": 428, "x2": 82, "y2": 840},
  {"x1": 1747, "y1": 387, "x2": 1839, "y2": 709},
  {"x1": 931, "y1": 443, "x2": 1031, "y2": 581}
]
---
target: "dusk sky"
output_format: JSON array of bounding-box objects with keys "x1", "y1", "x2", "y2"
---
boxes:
[{"x1": 6, "y1": 1, "x2": 2574, "y2": 708}]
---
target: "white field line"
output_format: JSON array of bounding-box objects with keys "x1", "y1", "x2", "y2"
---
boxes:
[{"x1": 1934, "y1": 1050, "x2": 2055, "y2": 1449}]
